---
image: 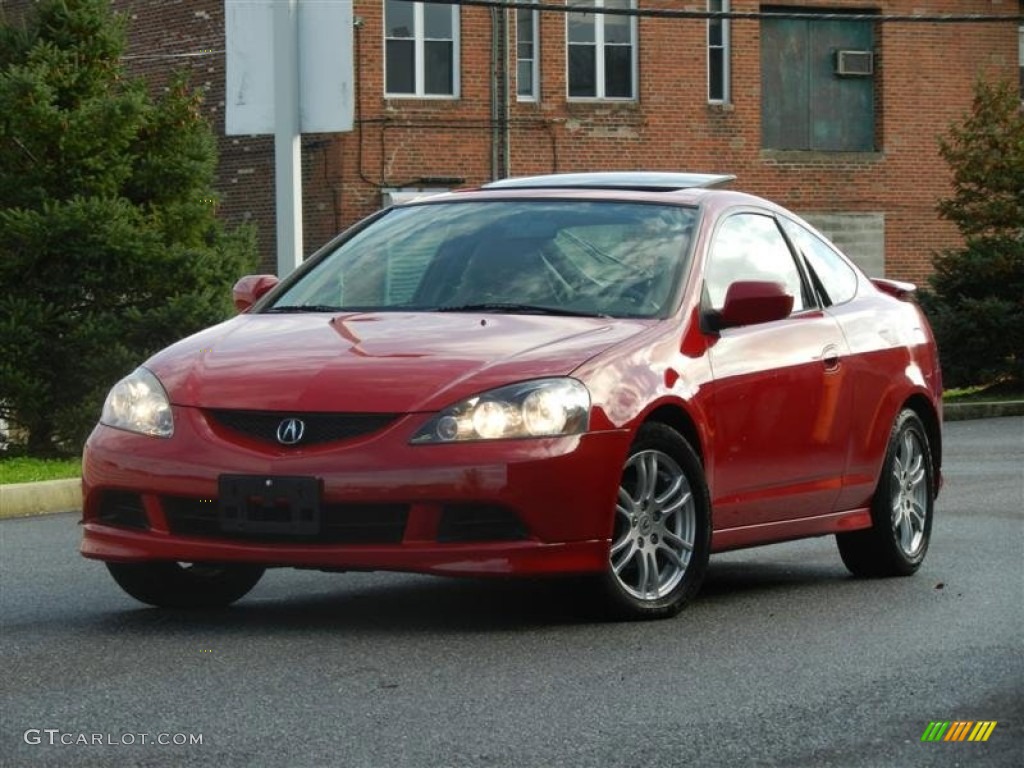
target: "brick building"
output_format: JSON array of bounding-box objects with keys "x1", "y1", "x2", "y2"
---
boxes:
[{"x1": 4, "y1": 0, "x2": 1022, "y2": 281}]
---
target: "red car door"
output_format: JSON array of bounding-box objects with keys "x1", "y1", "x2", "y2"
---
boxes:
[{"x1": 702, "y1": 212, "x2": 854, "y2": 530}]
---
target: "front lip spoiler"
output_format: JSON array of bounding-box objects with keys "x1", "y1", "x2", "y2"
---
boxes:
[{"x1": 81, "y1": 523, "x2": 609, "y2": 577}]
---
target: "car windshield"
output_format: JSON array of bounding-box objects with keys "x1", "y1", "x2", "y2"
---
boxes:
[{"x1": 268, "y1": 200, "x2": 698, "y2": 318}]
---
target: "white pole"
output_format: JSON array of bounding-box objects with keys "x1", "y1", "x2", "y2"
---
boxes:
[{"x1": 274, "y1": 0, "x2": 302, "y2": 276}]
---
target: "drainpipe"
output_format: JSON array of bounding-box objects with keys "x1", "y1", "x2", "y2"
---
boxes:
[
  {"x1": 490, "y1": 9, "x2": 509, "y2": 180},
  {"x1": 501, "y1": 9, "x2": 511, "y2": 178},
  {"x1": 490, "y1": 8, "x2": 499, "y2": 180}
]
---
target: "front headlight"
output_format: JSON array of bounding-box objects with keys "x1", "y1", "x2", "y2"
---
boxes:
[
  {"x1": 411, "y1": 378, "x2": 590, "y2": 443},
  {"x1": 100, "y1": 367, "x2": 174, "y2": 438}
]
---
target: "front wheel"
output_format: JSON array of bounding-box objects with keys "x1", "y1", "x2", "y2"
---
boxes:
[
  {"x1": 106, "y1": 561, "x2": 265, "y2": 608},
  {"x1": 837, "y1": 408, "x2": 935, "y2": 577},
  {"x1": 598, "y1": 423, "x2": 711, "y2": 620}
]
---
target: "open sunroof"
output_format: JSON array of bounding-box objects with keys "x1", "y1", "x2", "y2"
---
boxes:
[{"x1": 482, "y1": 171, "x2": 736, "y2": 192}]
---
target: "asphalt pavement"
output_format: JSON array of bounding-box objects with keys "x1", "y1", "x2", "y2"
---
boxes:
[{"x1": 1, "y1": 417, "x2": 1021, "y2": 768}]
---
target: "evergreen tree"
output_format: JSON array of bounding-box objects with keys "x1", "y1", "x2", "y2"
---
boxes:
[
  {"x1": 0, "y1": 0, "x2": 256, "y2": 455},
  {"x1": 921, "y1": 80, "x2": 1024, "y2": 389}
]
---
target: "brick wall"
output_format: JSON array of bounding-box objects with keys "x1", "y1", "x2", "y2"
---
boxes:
[
  {"x1": 340, "y1": 0, "x2": 1018, "y2": 283},
  {"x1": 3, "y1": 0, "x2": 1019, "y2": 281}
]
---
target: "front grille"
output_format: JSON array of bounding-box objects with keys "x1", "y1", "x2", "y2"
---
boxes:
[
  {"x1": 96, "y1": 491, "x2": 149, "y2": 530},
  {"x1": 438, "y1": 504, "x2": 528, "y2": 543},
  {"x1": 207, "y1": 410, "x2": 399, "y2": 447},
  {"x1": 163, "y1": 497, "x2": 220, "y2": 537},
  {"x1": 162, "y1": 496, "x2": 408, "y2": 544}
]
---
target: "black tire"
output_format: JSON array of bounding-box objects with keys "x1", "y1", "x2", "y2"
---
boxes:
[
  {"x1": 106, "y1": 561, "x2": 265, "y2": 608},
  {"x1": 837, "y1": 408, "x2": 935, "y2": 577},
  {"x1": 598, "y1": 423, "x2": 712, "y2": 620}
]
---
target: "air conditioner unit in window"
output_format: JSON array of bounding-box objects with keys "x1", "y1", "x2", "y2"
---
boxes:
[{"x1": 835, "y1": 50, "x2": 874, "y2": 77}]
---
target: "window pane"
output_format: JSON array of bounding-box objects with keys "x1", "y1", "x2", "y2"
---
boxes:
[
  {"x1": 569, "y1": 45, "x2": 597, "y2": 97},
  {"x1": 517, "y1": 9, "x2": 534, "y2": 45},
  {"x1": 709, "y1": 48, "x2": 724, "y2": 101},
  {"x1": 604, "y1": 44, "x2": 632, "y2": 98},
  {"x1": 423, "y1": 3, "x2": 452, "y2": 40},
  {"x1": 709, "y1": 19, "x2": 722, "y2": 47},
  {"x1": 517, "y1": 8, "x2": 535, "y2": 98},
  {"x1": 385, "y1": 0, "x2": 414, "y2": 38},
  {"x1": 518, "y1": 60, "x2": 534, "y2": 97},
  {"x1": 568, "y1": 8, "x2": 596, "y2": 44},
  {"x1": 424, "y1": 40, "x2": 454, "y2": 95},
  {"x1": 708, "y1": 1, "x2": 728, "y2": 102},
  {"x1": 386, "y1": 40, "x2": 415, "y2": 94},
  {"x1": 604, "y1": 0, "x2": 631, "y2": 45}
]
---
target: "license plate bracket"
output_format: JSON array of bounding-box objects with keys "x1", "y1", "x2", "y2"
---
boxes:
[{"x1": 218, "y1": 475, "x2": 321, "y2": 536}]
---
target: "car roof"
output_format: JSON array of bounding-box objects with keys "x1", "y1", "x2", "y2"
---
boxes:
[{"x1": 410, "y1": 173, "x2": 782, "y2": 214}]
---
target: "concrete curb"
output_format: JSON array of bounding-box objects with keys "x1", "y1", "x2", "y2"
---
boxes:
[
  {"x1": 0, "y1": 478, "x2": 81, "y2": 520},
  {"x1": 1, "y1": 404, "x2": 1020, "y2": 519}
]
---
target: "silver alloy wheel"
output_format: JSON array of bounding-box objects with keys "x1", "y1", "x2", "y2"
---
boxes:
[
  {"x1": 611, "y1": 449, "x2": 696, "y2": 601},
  {"x1": 891, "y1": 428, "x2": 928, "y2": 557}
]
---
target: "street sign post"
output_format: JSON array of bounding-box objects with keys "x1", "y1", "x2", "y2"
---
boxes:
[{"x1": 225, "y1": 0, "x2": 354, "y2": 276}]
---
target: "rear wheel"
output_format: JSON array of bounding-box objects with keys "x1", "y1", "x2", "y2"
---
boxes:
[
  {"x1": 599, "y1": 423, "x2": 711, "y2": 620},
  {"x1": 837, "y1": 408, "x2": 935, "y2": 577},
  {"x1": 106, "y1": 561, "x2": 265, "y2": 608}
]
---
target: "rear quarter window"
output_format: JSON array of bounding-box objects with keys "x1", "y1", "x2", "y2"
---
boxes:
[{"x1": 780, "y1": 218, "x2": 859, "y2": 306}]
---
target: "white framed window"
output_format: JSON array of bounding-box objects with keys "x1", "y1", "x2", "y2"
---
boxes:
[
  {"x1": 516, "y1": 1, "x2": 540, "y2": 101},
  {"x1": 1018, "y1": 21, "x2": 1023, "y2": 101},
  {"x1": 384, "y1": 1, "x2": 460, "y2": 98},
  {"x1": 567, "y1": 0, "x2": 637, "y2": 100},
  {"x1": 708, "y1": 0, "x2": 730, "y2": 103}
]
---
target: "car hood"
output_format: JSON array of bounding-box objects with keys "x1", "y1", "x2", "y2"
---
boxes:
[{"x1": 147, "y1": 312, "x2": 653, "y2": 413}]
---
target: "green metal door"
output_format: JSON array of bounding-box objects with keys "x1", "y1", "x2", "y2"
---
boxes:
[{"x1": 762, "y1": 14, "x2": 875, "y2": 151}]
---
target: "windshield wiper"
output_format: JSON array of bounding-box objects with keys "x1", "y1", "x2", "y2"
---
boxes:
[
  {"x1": 264, "y1": 304, "x2": 347, "y2": 313},
  {"x1": 435, "y1": 302, "x2": 607, "y2": 318}
]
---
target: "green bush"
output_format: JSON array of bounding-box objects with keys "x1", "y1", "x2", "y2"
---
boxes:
[
  {"x1": 919, "y1": 237, "x2": 1024, "y2": 389},
  {"x1": 0, "y1": 0, "x2": 256, "y2": 456},
  {"x1": 921, "y1": 79, "x2": 1024, "y2": 389}
]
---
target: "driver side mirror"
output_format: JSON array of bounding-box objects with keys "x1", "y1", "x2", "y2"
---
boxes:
[
  {"x1": 232, "y1": 274, "x2": 279, "y2": 313},
  {"x1": 705, "y1": 280, "x2": 794, "y2": 332}
]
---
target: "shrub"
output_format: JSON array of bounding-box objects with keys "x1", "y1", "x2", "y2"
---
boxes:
[
  {"x1": 0, "y1": 0, "x2": 256, "y2": 456},
  {"x1": 922, "y1": 79, "x2": 1024, "y2": 389},
  {"x1": 919, "y1": 237, "x2": 1024, "y2": 389}
]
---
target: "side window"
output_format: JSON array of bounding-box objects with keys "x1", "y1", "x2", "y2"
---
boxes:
[
  {"x1": 705, "y1": 213, "x2": 806, "y2": 313},
  {"x1": 780, "y1": 218, "x2": 859, "y2": 306}
]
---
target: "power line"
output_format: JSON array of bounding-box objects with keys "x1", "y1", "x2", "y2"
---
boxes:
[
  {"x1": 429, "y1": 0, "x2": 1023, "y2": 24},
  {"x1": 116, "y1": 2, "x2": 1022, "y2": 64}
]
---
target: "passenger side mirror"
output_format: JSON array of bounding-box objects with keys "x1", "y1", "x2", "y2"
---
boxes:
[
  {"x1": 707, "y1": 280, "x2": 794, "y2": 331},
  {"x1": 232, "y1": 274, "x2": 279, "y2": 313}
]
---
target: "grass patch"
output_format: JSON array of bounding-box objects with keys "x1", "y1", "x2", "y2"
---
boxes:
[
  {"x1": 944, "y1": 380, "x2": 1024, "y2": 403},
  {"x1": 0, "y1": 456, "x2": 82, "y2": 485}
]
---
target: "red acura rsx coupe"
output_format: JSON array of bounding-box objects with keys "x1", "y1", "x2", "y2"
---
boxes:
[{"x1": 81, "y1": 172, "x2": 942, "y2": 619}]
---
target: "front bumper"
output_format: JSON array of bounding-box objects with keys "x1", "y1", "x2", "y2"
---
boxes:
[{"x1": 81, "y1": 405, "x2": 631, "y2": 577}]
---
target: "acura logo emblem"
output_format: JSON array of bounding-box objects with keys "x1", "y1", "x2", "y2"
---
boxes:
[{"x1": 276, "y1": 418, "x2": 305, "y2": 445}]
